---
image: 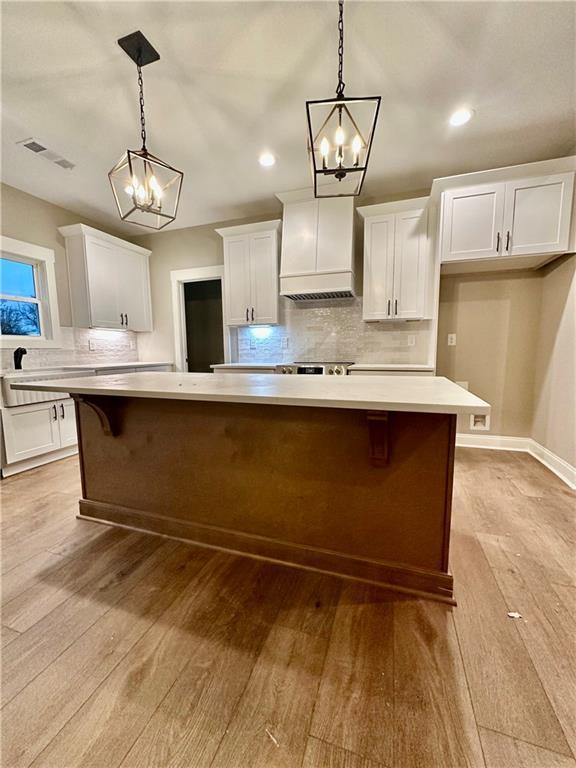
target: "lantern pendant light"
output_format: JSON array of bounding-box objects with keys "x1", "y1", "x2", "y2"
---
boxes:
[
  {"x1": 108, "y1": 31, "x2": 183, "y2": 230},
  {"x1": 306, "y1": 0, "x2": 381, "y2": 198}
]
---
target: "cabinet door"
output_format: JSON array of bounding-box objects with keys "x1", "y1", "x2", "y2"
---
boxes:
[
  {"x1": 441, "y1": 183, "x2": 505, "y2": 262},
  {"x1": 280, "y1": 200, "x2": 318, "y2": 275},
  {"x1": 3, "y1": 402, "x2": 61, "y2": 463},
  {"x1": 58, "y1": 399, "x2": 78, "y2": 448},
  {"x1": 316, "y1": 198, "x2": 354, "y2": 272},
  {"x1": 503, "y1": 173, "x2": 575, "y2": 257},
  {"x1": 224, "y1": 236, "x2": 251, "y2": 325},
  {"x1": 84, "y1": 238, "x2": 123, "y2": 328},
  {"x1": 118, "y1": 249, "x2": 152, "y2": 331},
  {"x1": 393, "y1": 209, "x2": 428, "y2": 320},
  {"x1": 362, "y1": 214, "x2": 395, "y2": 320},
  {"x1": 250, "y1": 232, "x2": 278, "y2": 324}
]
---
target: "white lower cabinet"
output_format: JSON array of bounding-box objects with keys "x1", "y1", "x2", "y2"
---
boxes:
[
  {"x1": 58, "y1": 400, "x2": 78, "y2": 448},
  {"x1": 358, "y1": 199, "x2": 431, "y2": 321},
  {"x1": 3, "y1": 398, "x2": 76, "y2": 464}
]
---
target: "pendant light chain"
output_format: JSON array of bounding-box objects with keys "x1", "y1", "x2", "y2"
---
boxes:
[
  {"x1": 137, "y1": 64, "x2": 147, "y2": 152},
  {"x1": 336, "y1": 0, "x2": 345, "y2": 98}
]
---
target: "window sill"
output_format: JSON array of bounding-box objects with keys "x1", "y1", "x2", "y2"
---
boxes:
[{"x1": 0, "y1": 332, "x2": 62, "y2": 350}]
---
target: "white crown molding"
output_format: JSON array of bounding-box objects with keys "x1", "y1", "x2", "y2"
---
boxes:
[{"x1": 456, "y1": 433, "x2": 576, "y2": 490}]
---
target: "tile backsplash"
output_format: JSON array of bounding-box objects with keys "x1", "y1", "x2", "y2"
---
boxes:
[
  {"x1": 0, "y1": 327, "x2": 138, "y2": 370},
  {"x1": 237, "y1": 297, "x2": 433, "y2": 364}
]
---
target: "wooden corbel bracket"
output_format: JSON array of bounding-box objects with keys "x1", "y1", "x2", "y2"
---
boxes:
[
  {"x1": 367, "y1": 411, "x2": 390, "y2": 467},
  {"x1": 73, "y1": 395, "x2": 116, "y2": 436}
]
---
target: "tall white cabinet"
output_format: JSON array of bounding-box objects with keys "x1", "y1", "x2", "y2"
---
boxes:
[
  {"x1": 440, "y1": 171, "x2": 574, "y2": 266},
  {"x1": 216, "y1": 220, "x2": 281, "y2": 326},
  {"x1": 358, "y1": 198, "x2": 432, "y2": 321},
  {"x1": 59, "y1": 224, "x2": 153, "y2": 331}
]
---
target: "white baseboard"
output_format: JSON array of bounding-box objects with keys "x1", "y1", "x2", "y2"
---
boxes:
[
  {"x1": 456, "y1": 433, "x2": 576, "y2": 490},
  {"x1": 528, "y1": 440, "x2": 576, "y2": 490}
]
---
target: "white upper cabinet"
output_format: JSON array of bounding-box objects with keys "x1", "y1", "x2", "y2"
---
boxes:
[
  {"x1": 503, "y1": 173, "x2": 574, "y2": 257},
  {"x1": 216, "y1": 221, "x2": 280, "y2": 326},
  {"x1": 441, "y1": 183, "x2": 505, "y2": 262},
  {"x1": 440, "y1": 171, "x2": 574, "y2": 266},
  {"x1": 59, "y1": 224, "x2": 153, "y2": 331},
  {"x1": 362, "y1": 214, "x2": 395, "y2": 321},
  {"x1": 223, "y1": 236, "x2": 251, "y2": 325},
  {"x1": 359, "y1": 200, "x2": 431, "y2": 322},
  {"x1": 393, "y1": 209, "x2": 429, "y2": 319}
]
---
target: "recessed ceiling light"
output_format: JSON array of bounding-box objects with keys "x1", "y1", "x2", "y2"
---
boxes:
[
  {"x1": 449, "y1": 108, "x2": 474, "y2": 127},
  {"x1": 259, "y1": 152, "x2": 276, "y2": 167}
]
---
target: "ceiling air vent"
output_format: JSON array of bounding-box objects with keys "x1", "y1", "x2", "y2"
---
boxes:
[{"x1": 16, "y1": 137, "x2": 76, "y2": 170}]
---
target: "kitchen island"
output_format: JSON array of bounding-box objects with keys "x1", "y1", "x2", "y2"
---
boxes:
[{"x1": 17, "y1": 373, "x2": 489, "y2": 602}]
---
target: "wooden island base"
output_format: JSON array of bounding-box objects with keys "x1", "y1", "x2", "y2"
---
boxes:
[{"x1": 74, "y1": 395, "x2": 456, "y2": 602}]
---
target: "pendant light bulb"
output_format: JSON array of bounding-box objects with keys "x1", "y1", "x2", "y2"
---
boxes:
[
  {"x1": 124, "y1": 185, "x2": 134, "y2": 196},
  {"x1": 320, "y1": 137, "x2": 330, "y2": 157},
  {"x1": 335, "y1": 125, "x2": 345, "y2": 146},
  {"x1": 352, "y1": 134, "x2": 362, "y2": 166}
]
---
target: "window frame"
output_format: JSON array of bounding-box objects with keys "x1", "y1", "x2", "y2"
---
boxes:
[{"x1": 0, "y1": 236, "x2": 61, "y2": 349}]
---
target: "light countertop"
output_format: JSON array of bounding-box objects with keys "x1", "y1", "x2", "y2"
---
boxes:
[
  {"x1": 211, "y1": 363, "x2": 435, "y2": 371},
  {"x1": 210, "y1": 363, "x2": 277, "y2": 369},
  {"x1": 14, "y1": 371, "x2": 490, "y2": 415},
  {"x1": 1, "y1": 362, "x2": 172, "y2": 376}
]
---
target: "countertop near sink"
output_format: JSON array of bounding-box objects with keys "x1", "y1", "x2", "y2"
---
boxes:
[{"x1": 0, "y1": 361, "x2": 173, "y2": 376}]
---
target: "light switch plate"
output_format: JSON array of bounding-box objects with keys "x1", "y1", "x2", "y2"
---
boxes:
[{"x1": 281, "y1": 337, "x2": 289, "y2": 349}]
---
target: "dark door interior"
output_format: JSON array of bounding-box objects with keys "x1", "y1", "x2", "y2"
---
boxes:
[{"x1": 184, "y1": 279, "x2": 224, "y2": 372}]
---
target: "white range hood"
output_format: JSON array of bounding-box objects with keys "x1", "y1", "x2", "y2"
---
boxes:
[{"x1": 276, "y1": 190, "x2": 355, "y2": 300}]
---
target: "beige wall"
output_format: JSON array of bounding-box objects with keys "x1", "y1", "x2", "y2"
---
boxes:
[
  {"x1": 437, "y1": 270, "x2": 542, "y2": 437},
  {"x1": 0, "y1": 183, "x2": 125, "y2": 327},
  {"x1": 532, "y1": 255, "x2": 576, "y2": 466},
  {"x1": 132, "y1": 214, "x2": 274, "y2": 362}
]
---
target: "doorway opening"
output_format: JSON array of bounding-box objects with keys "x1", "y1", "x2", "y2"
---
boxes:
[{"x1": 183, "y1": 279, "x2": 224, "y2": 372}]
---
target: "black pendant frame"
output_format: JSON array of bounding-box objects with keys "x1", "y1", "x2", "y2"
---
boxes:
[{"x1": 306, "y1": 94, "x2": 381, "y2": 199}]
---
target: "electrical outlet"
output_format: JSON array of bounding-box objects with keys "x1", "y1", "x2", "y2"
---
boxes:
[
  {"x1": 447, "y1": 333, "x2": 457, "y2": 347},
  {"x1": 407, "y1": 334, "x2": 416, "y2": 347},
  {"x1": 250, "y1": 337, "x2": 256, "y2": 350},
  {"x1": 281, "y1": 337, "x2": 289, "y2": 349},
  {"x1": 470, "y1": 413, "x2": 490, "y2": 431}
]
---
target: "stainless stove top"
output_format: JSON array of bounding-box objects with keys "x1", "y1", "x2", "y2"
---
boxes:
[{"x1": 275, "y1": 362, "x2": 353, "y2": 375}]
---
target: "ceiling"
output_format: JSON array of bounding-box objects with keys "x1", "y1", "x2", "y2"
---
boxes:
[{"x1": 2, "y1": 1, "x2": 575, "y2": 234}]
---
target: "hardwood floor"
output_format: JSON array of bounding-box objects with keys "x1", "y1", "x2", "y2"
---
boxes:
[{"x1": 1, "y1": 449, "x2": 574, "y2": 768}]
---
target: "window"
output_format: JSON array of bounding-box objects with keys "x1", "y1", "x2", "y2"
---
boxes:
[
  {"x1": 0, "y1": 258, "x2": 42, "y2": 336},
  {"x1": 0, "y1": 237, "x2": 61, "y2": 349}
]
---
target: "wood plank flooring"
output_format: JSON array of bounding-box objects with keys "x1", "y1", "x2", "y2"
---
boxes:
[{"x1": 1, "y1": 449, "x2": 574, "y2": 768}]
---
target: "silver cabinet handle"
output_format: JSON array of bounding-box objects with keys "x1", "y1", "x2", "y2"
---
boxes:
[
  {"x1": 120, "y1": 313, "x2": 124, "y2": 326},
  {"x1": 505, "y1": 231, "x2": 511, "y2": 252},
  {"x1": 251, "y1": 307, "x2": 255, "y2": 322},
  {"x1": 246, "y1": 308, "x2": 249, "y2": 322},
  {"x1": 496, "y1": 232, "x2": 501, "y2": 252},
  {"x1": 60, "y1": 403, "x2": 65, "y2": 419},
  {"x1": 125, "y1": 313, "x2": 128, "y2": 327},
  {"x1": 394, "y1": 299, "x2": 398, "y2": 316},
  {"x1": 387, "y1": 299, "x2": 391, "y2": 316},
  {"x1": 52, "y1": 404, "x2": 57, "y2": 421}
]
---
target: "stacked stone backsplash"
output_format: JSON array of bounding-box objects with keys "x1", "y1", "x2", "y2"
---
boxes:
[
  {"x1": 0, "y1": 327, "x2": 138, "y2": 370},
  {"x1": 237, "y1": 297, "x2": 433, "y2": 364}
]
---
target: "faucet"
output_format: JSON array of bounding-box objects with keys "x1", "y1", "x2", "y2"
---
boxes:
[{"x1": 14, "y1": 347, "x2": 27, "y2": 370}]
